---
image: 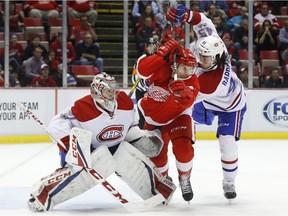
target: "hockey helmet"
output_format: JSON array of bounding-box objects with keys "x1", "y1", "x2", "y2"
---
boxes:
[
  {"x1": 176, "y1": 49, "x2": 197, "y2": 67},
  {"x1": 196, "y1": 35, "x2": 225, "y2": 66}
]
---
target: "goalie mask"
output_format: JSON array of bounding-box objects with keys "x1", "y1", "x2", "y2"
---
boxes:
[
  {"x1": 196, "y1": 35, "x2": 225, "y2": 70},
  {"x1": 90, "y1": 72, "x2": 118, "y2": 112}
]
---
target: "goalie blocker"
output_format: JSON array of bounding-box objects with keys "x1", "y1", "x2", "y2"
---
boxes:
[{"x1": 28, "y1": 127, "x2": 176, "y2": 211}]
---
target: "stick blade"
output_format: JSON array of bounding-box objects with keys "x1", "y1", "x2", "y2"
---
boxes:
[{"x1": 123, "y1": 193, "x2": 165, "y2": 213}]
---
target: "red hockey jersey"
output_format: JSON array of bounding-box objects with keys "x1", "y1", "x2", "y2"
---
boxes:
[{"x1": 136, "y1": 54, "x2": 199, "y2": 126}]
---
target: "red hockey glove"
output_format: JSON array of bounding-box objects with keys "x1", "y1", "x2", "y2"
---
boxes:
[
  {"x1": 157, "y1": 40, "x2": 181, "y2": 58},
  {"x1": 168, "y1": 80, "x2": 193, "y2": 106},
  {"x1": 166, "y1": 5, "x2": 192, "y2": 23}
]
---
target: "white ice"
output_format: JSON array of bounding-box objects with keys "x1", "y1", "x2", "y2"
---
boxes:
[{"x1": 0, "y1": 139, "x2": 288, "y2": 216}]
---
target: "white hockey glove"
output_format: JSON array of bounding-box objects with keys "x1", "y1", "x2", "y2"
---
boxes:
[{"x1": 125, "y1": 126, "x2": 164, "y2": 157}]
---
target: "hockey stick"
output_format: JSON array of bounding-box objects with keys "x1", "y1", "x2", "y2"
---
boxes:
[
  {"x1": 18, "y1": 102, "x2": 165, "y2": 212},
  {"x1": 171, "y1": 23, "x2": 178, "y2": 80},
  {"x1": 128, "y1": 23, "x2": 171, "y2": 97}
]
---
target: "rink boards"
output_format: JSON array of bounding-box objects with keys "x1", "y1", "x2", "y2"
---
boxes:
[{"x1": 0, "y1": 88, "x2": 287, "y2": 143}]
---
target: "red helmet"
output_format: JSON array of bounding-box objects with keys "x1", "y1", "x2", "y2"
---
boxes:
[{"x1": 176, "y1": 49, "x2": 197, "y2": 67}]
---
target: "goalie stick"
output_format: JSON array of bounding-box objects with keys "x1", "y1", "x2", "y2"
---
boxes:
[{"x1": 18, "y1": 102, "x2": 165, "y2": 212}]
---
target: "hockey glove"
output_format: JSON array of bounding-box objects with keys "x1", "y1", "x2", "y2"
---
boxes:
[
  {"x1": 157, "y1": 40, "x2": 181, "y2": 61},
  {"x1": 166, "y1": 5, "x2": 192, "y2": 23},
  {"x1": 168, "y1": 80, "x2": 193, "y2": 106}
]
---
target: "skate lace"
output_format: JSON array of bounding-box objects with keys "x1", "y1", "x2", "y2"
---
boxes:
[{"x1": 179, "y1": 179, "x2": 192, "y2": 194}]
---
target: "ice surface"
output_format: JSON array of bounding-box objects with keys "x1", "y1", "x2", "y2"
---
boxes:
[{"x1": 1, "y1": 140, "x2": 288, "y2": 215}]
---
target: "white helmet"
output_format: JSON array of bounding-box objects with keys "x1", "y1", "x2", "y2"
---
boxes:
[
  {"x1": 197, "y1": 35, "x2": 225, "y2": 66},
  {"x1": 90, "y1": 72, "x2": 118, "y2": 112}
]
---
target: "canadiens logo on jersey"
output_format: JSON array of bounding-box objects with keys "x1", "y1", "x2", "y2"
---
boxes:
[{"x1": 97, "y1": 125, "x2": 124, "y2": 142}]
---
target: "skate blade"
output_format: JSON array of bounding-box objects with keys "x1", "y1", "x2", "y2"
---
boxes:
[{"x1": 228, "y1": 199, "x2": 234, "y2": 205}]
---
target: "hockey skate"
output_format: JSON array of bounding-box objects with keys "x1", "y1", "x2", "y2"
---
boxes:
[
  {"x1": 223, "y1": 180, "x2": 237, "y2": 200},
  {"x1": 179, "y1": 176, "x2": 193, "y2": 202}
]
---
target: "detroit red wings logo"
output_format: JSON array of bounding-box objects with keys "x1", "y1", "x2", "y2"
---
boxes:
[
  {"x1": 97, "y1": 125, "x2": 124, "y2": 142},
  {"x1": 147, "y1": 84, "x2": 170, "y2": 102}
]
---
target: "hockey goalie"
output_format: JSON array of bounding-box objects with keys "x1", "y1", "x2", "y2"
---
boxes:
[{"x1": 27, "y1": 72, "x2": 176, "y2": 212}]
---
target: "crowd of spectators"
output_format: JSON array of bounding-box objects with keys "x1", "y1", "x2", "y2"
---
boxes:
[
  {"x1": 1, "y1": 0, "x2": 288, "y2": 88},
  {"x1": 0, "y1": 0, "x2": 100, "y2": 87},
  {"x1": 131, "y1": 0, "x2": 288, "y2": 88}
]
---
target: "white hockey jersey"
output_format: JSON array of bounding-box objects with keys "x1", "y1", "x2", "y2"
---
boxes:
[
  {"x1": 190, "y1": 12, "x2": 246, "y2": 112},
  {"x1": 48, "y1": 92, "x2": 137, "y2": 151}
]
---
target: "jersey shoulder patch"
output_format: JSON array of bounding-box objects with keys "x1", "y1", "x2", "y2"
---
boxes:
[
  {"x1": 71, "y1": 95, "x2": 101, "y2": 122},
  {"x1": 117, "y1": 91, "x2": 134, "y2": 111}
]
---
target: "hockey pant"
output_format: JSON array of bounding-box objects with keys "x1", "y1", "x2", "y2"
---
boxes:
[{"x1": 145, "y1": 114, "x2": 195, "y2": 178}]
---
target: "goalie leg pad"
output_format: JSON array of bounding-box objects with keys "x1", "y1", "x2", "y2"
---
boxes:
[
  {"x1": 113, "y1": 141, "x2": 176, "y2": 203},
  {"x1": 28, "y1": 145, "x2": 116, "y2": 211}
]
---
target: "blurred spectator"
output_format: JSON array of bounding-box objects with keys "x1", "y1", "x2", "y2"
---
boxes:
[
  {"x1": 50, "y1": 32, "x2": 76, "y2": 65},
  {"x1": 9, "y1": 2, "x2": 24, "y2": 32},
  {"x1": 278, "y1": 20, "x2": 288, "y2": 63},
  {"x1": 255, "y1": 20, "x2": 279, "y2": 64},
  {"x1": 138, "y1": 4, "x2": 157, "y2": 31},
  {"x1": 22, "y1": 46, "x2": 45, "y2": 86},
  {"x1": 67, "y1": 74, "x2": 77, "y2": 87},
  {"x1": 155, "y1": 1, "x2": 169, "y2": 30},
  {"x1": 24, "y1": 34, "x2": 48, "y2": 61},
  {"x1": 190, "y1": 1, "x2": 200, "y2": 12},
  {"x1": 238, "y1": 66, "x2": 257, "y2": 88},
  {"x1": 253, "y1": 2, "x2": 279, "y2": 32},
  {"x1": 211, "y1": 14, "x2": 230, "y2": 38},
  {"x1": 67, "y1": 0, "x2": 98, "y2": 27},
  {"x1": 222, "y1": 33, "x2": 242, "y2": 72},
  {"x1": 24, "y1": 0, "x2": 60, "y2": 23},
  {"x1": 30, "y1": 63, "x2": 57, "y2": 87},
  {"x1": 51, "y1": 63, "x2": 77, "y2": 87},
  {"x1": 200, "y1": 0, "x2": 229, "y2": 15},
  {"x1": 69, "y1": 14, "x2": 98, "y2": 45},
  {"x1": 74, "y1": 33, "x2": 103, "y2": 72},
  {"x1": 283, "y1": 65, "x2": 288, "y2": 87},
  {"x1": 232, "y1": 18, "x2": 256, "y2": 51},
  {"x1": 227, "y1": 6, "x2": 248, "y2": 31},
  {"x1": 0, "y1": 63, "x2": 20, "y2": 87},
  {"x1": 0, "y1": 73, "x2": 4, "y2": 87},
  {"x1": 163, "y1": 25, "x2": 185, "y2": 45},
  {"x1": 45, "y1": 50, "x2": 59, "y2": 75},
  {"x1": 265, "y1": 67, "x2": 283, "y2": 88},
  {"x1": 205, "y1": 3, "x2": 228, "y2": 22},
  {"x1": 131, "y1": 0, "x2": 159, "y2": 32},
  {"x1": 227, "y1": 1, "x2": 242, "y2": 18},
  {"x1": 0, "y1": 34, "x2": 24, "y2": 74},
  {"x1": 136, "y1": 16, "x2": 161, "y2": 57},
  {"x1": 0, "y1": 11, "x2": 4, "y2": 32}
]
